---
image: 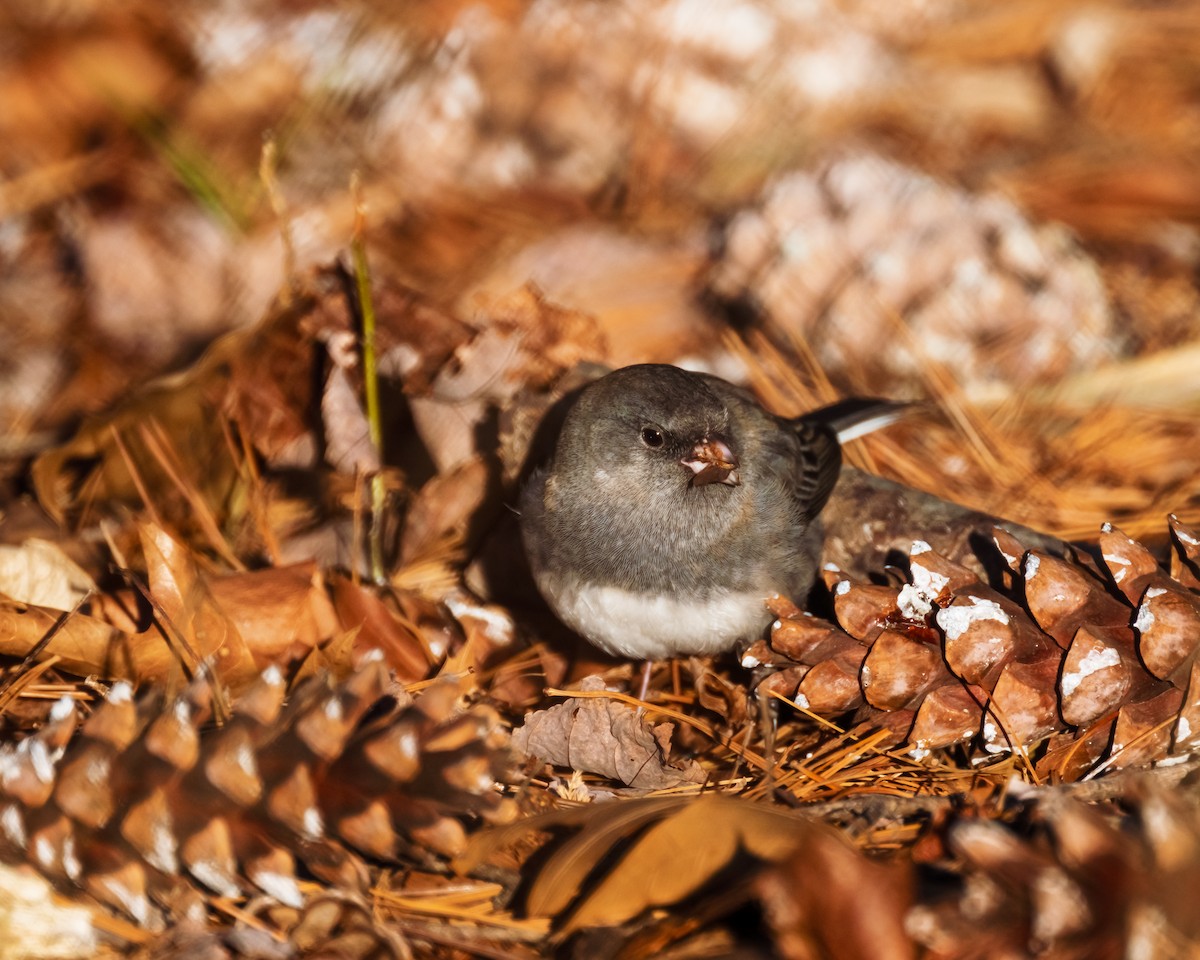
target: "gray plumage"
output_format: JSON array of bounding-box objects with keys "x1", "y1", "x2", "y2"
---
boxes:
[{"x1": 520, "y1": 364, "x2": 901, "y2": 660}]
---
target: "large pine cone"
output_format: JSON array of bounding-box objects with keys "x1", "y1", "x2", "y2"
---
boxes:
[
  {"x1": 0, "y1": 659, "x2": 513, "y2": 930},
  {"x1": 748, "y1": 516, "x2": 1200, "y2": 778}
]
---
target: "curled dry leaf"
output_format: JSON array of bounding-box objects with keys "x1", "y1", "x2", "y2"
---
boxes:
[
  {"x1": 28, "y1": 283, "x2": 335, "y2": 532},
  {"x1": 441, "y1": 588, "x2": 559, "y2": 710},
  {"x1": 399, "y1": 454, "x2": 497, "y2": 570},
  {"x1": 467, "y1": 225, "x2": 722, "y2": 370},
  {"x1": 0, "y1": 524, "x2": 339, "y2": 687},
  {"x1": 210, "y1": 564, "x2": 340, "y2": 666},
  {"x1": 460, "y1": 795, "x2": 864, "y2": 939},
  {"x1": 0, "y1": 539, "x2": 95, "y2": 611},
  {"x1": 28, "y1": 267, "x2": 480, "y2": 547},
  {"x1": 553, "y1": 798, "x2": 817, "y2": 934},
  {"x1": 457, "y1": 771, "x2": 1200, "y2": 951},
  {"x1": 0, "y1": 600, "x2": 121, "y2": 677},
  {"x1": 512, "y1": 677, "x2": 706, "y2": 791},
  {"x1": 321, "y1": 364, "x2": 380, "y2": 476},
  {"x1": 0, "y1": 522, "x2": 464, "y2": 692},
  {"x1": 407, "y1": 284, "x2": 606, "y2": 475},
  {"x1": 327, "y1": 574, "x2": 436, "y2": 683},
  {"x1": 30, "y1": 372, "x2": 239, "y2": 529},
  {"x1": 140, "y1": 522, "x2": 258, "y2": 683},
  {"x1": 59, "y1": 562, "x2": 334, "y2": 689}
]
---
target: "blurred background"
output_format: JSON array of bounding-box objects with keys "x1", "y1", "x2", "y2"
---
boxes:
[
  {"x1": 4, "y1": 8, "x2": 1200, "y2": 952},
  {"x1": 3, "y1": 0, "x2": 1200, "y2": 536}
]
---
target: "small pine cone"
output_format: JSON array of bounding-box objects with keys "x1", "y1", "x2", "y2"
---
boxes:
[
  {"x1": 0, "y1": 658, "x2": 513, "y2": 929},
  {"x1": 760, "y1": 520, "x2": 1200, "y2": 775}
]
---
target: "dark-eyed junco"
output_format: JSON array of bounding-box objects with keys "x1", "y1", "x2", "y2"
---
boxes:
[{"x1": 519, "y1": 363, "x2": 905, "y2": 662}]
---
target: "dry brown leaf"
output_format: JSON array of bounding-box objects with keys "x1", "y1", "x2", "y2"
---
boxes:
[
  {"x1": 399, "y1": 455, "x2": 496, "y2": 569},
  {"x1": 7, "y1": 559, "x2": 340, "y2": 686},
  {"x1": 328, "y1": 575, "x2": 433, "y2": 682},
  {"x1": 454, "y1": 797, "x2": 682, "y2": 910},
  {"x1": 0, "y1": 599, "x2": 123, "y2": 675},
  {"x1": 293, "y1": 623, "x2": 361, "y2": 685},
  {"x1": 26, "y1": 287, "x2": 326, "y2": 534},
  {"x1": 321, "y1": 364, "x2": 378, "y2": 476},
  {"x1": 140, "y1": 523, "x2": 258, "y2": 685},
  {"x1": 512, "y1": 677, "x2": 706, "y2": 792},
  {"x1": 467, "y1": 795, "x2": 861, "y2": 938},
  {"x1": 0, "y1": 15, "x2": 184, "y2": 166},
  {"x1": 558, "y1": 798, "x2": 823, "y2": 934},
  {"x1": 0, "y1": 539, "x2": 95, "y2": 611},
  {"x1": 30, "y1": 373, "x2": 239, "y2": 527},
  {"x1": 221, "y1": 292, "x2": 326, "y2": 467},
  {"x1": 27, "y1": 277, "x2": 377, "y2": 528},
  {"x1": 209, "y1": 562, "x2": 339, "y2": 666},
  {"x1": 407, "y1": 285, "x2": 606, "y2": 475},
  {"x1": 466, "y1": 226, "x2": 719, "y2": 369}
]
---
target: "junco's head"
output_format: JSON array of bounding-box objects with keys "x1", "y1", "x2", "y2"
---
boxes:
[
  {"x1": 552, "y1": 364, "x2": 743, "y2": 498},
  {"x1": 520, "y1": 364, "x2": 901, "y2": 662}
]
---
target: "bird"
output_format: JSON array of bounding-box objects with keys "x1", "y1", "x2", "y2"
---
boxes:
[{"x1": 519, "y1": 363, "x2": 906, "y2": 667}]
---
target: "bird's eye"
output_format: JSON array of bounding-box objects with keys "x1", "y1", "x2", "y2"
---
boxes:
[{"x1": 640, "y1": 427, "x2": 664, "y2": 448}]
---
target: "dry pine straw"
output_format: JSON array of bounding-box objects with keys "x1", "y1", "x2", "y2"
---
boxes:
[
  {"x1": 733, "y1": 332, "x2": 1200, "y2": 541},
  {"x1": 537, "y1": 680, "x2": 1011, "y2": 838}
]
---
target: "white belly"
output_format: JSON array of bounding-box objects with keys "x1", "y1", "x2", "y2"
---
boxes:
[{"x1": 544, "y1": 577, "x2": 773, "y2": 660}]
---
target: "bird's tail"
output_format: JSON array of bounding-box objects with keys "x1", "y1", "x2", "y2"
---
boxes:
[{"x1": 801, "y1": 398, "x2": 911, "y2": 443}]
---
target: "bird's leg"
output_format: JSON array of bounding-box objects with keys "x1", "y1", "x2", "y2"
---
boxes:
[
  {"x1": 756, "y1": 682, "x2": 778, "y2": 785},
  {"x1": 743, "y1": 657, "x2": 781, "y2": 783},
  {"x1": 636, "y1": 660, "x2": 655, "y2": 702}
]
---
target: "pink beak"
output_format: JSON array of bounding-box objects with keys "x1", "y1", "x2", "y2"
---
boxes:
[{"x1": 682, "y1": 437, "x2": 741, "y2": 487}]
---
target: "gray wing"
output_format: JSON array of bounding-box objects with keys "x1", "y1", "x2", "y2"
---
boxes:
[
  {"x1": 787, "y1": 397, "x2": 908, "y2": 519},
  {"x1": 778, "y1": 416, "x2": 842, "y2": 523}
]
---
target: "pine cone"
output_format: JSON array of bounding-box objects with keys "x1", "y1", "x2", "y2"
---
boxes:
[
  {"x1": 905, "y1": 783, "x2": 1200, "y2": 958},
  {"x1": 706, "y1": 153, "x2": 1121, "y2": 395},
  {"x1": 0, "y1": 659, "x2": 513, "y2": 931},
  {"x1": 749, "y1": 516, "x2": 1200, "y2": 777}
]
